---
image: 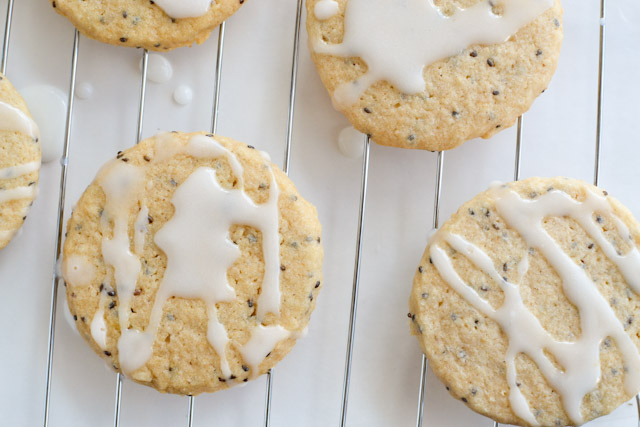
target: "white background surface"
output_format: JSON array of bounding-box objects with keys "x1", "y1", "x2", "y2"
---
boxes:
[{"x1": 0, "y1": 0, "x2": 639, "y2": 426}]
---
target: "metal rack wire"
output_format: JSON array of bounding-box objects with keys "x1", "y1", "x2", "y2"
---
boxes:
[{"x1": 0, "y1": 0, "x2": 635, "y2": 425}]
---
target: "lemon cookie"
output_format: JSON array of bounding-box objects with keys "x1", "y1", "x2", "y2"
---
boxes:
[
  {"x1": 62, "y1": 131, "x2": 323, "y2": 395},
  {"x1": 0, "y1": 73, "x2": 40, "y2": 250},
  {"x1": 50, "y1": 0, "x2": 245, "y2": 51},
  {"x1": 409, "y1": 177, "x2": 640, "y2": 426},
  {"x1": 307, "y1": 0, "x2": 563, "y2": 151}
]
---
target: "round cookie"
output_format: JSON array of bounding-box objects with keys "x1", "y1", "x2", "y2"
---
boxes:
[
  {"x1": 62, "y1": 132, "x2": 323, "y2": 395},
  {"x1": 50, "y1": 0, "x2": 245, "y2": 51},
  {"x1": 306, "y1": 0, "x2": 563, "y2": 151},
  {"x1": 409, "y1": 177, "x2": 640, "y2": 426},
  {"x1": 0, "y1": 73, "x2": 41, "y2": 250}
]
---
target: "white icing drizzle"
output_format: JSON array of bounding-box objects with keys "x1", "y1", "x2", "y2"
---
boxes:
[
  {"x1": 239, "y1": 325, "x2": 291, "y2": 378},
  {"x1": 97, "y1": 161, "x2": 147, "y2": 374},
  {"x1": 430, "y1": 186, "x2": 640, "y2": 425},
  {"x1": 91, "y1": 297, "x2": 108, "y2": 351},
  {"x1": 62, "y1": 255, "x2": 96, "y2": 288},
  {"x1": 0, "y1": 100, "x2": 40, "y2": 139},
  {"x1": 517, "y1": 251, "x2": 529, "y2": 280},
  {"x1": 153, "y1": 0, "x2": 213, "y2": 19},
  {"x1": 314, "y1": 0, "x2": 339, "y2": 20},
  {"x1": 134, "y1": 205, "x2": 149, "y2": 255},
  {"x1": 0, "y1": 185, "x2": 37, "y2": 203},
  {"x1": 313, "y1": 0, "x2": 554, "y2": 107},
  {"x1": 0, "y1": 161, "x2": 39, "y2": 179},
  {"x1": 98, "y1": 134, "x2": 288, "y2": 379},
  {"x1": 0, "y1": 229, "x2": 15, "y2": 241}
]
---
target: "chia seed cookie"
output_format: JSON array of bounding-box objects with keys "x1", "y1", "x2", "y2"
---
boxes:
[
  {"x1": 62, "y1": 131, "x2": 323, "y2": 395},
  {"x1": 50, "y1": 0, "x2": 245, "y2": 51},
  {"x1": 306, "y1": 0, "x2": 563, "y2": 151},
  {"x1": 0, "y1": 73, "x2": 40, "y2": 250},
  {"x1": 409, "y1": 177, "x2": 640, "y2": 426}
]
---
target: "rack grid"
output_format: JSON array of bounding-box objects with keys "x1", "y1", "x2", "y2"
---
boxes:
[{"x1": 1, "y1": 0, "x2": 637, "y2": 425}]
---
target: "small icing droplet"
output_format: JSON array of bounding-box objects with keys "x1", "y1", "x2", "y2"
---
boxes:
[
  {"x1": 75, "y1": 82, "x2": 93, "y2": 100},
  {"x1": 152, "y1": 0, "x2": 213, "y2": 19},
  {"x1": 314, "y1": 0, "x2": 339, "y2": 20},
  {"x1": 62, "y1": 255, "x2": 96, "y2": 288},
  {"x1": 21, "y1": 85, "x2": 66, "y2": 163},
  {"x1": 141, "y1": 54, "x2": 173, "y2": 84},
  {"x1": 338, "y1": 126, "x2": 364, "y2": 158},
  {"x1": 172, "y1": 85, "x2": 193, "y2": 106}
]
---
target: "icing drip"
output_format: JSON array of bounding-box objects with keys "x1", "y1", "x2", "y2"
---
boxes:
[
  {"x1": 430, "y1": 187, "x2": 640, "y2": 425},
  {"x1": 313, "y1": 0, "x2": 554, "y2": 107},
  {"x1": 0, "y1": 100, "x2": 40, "y2": 139},
  {"x1": 0, "y1": 161, "x2": 39, "y2": 179},
  {"x1": 0, "y1": 230, "x2": 15, "y2": 241},
  {"x1": 62, "y1": 255, "x2": 96, "y2": 288},
  {"x1": 101, "y1": 134, "x2": 287, "y2": 379},
  {"x1": 134, "y1": 205, "x2": 149, "y2": 255},
  {"x1": 91, "y1": 298, "x2": 108, "y2": 351},
  {"x1": 0, "y1": 185, "x2": 37, "y2": 203},
  {"x1": 239, "y1": 325, "x2": 291, "y2": 378},
  {"x1": 97, "y1": 161, "x2": 147, "y2": 374},
  {"x1": 314, "y1": 0, "x2": 339, "y2": 20},
  {"x1": 153, "y1": 0, "x2": 213, "y2": 19}
]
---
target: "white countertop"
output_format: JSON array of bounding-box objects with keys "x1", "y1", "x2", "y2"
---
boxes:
[{"x1": 1, "y1": 0, "x2": 639, "y2": 426}]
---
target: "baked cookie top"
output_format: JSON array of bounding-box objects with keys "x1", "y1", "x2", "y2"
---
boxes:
[
  {"x1": 62, "y1": 132, "x2": 323, "y2": 395},
  {"x1": 306, "y1": 0, "x2": 563, "y2": 151},
  {"x1": 0, "y1": 73, "x2": 40, "y2": 250},
  {"x1": 50, "y1": 0, "x2": 245, "y2": 51},
  {"x1": 410, "y1": 177, "x2": 640, "y2": 426}
]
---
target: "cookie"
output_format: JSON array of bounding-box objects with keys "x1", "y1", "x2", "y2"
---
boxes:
[
  {"x1": 61, "y1": 132, "x2": 323, "y2": 395},
  {"x1": 306, "y1": 0, "x2": 563, "y2": 151},
  {"x1": 0, "y1": 73, "x2": 41, "y2": 250},
  {"x1": 409, "y1": 177, "x2": 640, "y2": 426},
  {"x1": 50, "y1": 0, "x2": 245, "y2": 51}
]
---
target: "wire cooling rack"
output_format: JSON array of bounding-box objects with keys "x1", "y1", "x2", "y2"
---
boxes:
[{"x1": 1, "y1": 0, "x2": 640, "y2": 426}]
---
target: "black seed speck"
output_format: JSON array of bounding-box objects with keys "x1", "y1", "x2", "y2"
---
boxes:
[
  {"x1": 487, "y1": 58, "x2": 495, "y2": 67},
  {"x1": 461, "y1": 397, "x2": 468, "y2": 403},
  {"x1": 429, "y1": 257, "x2": 433, "y2": 264},
  {"x1": 470, "y1": 50, "x2": 478, "y2": 57},
  {"x1": 280, "y1": 265, "x2": 286, "y2": 271},
  {"x1": 536, "y1": 49, "x2": 543, "y2": 56},
  {"x1": 492, "y1": 90, "x2": 500, "y2": 96},
  {"x1": 596, "y1": 215, "x2": 603, "y2": 223},
  {"x1": 503, "y1": 263, "x2": 508, "y2": 272},
  {"x1": 363, "y1": 107, "x2": 372, "y2": 114},
  {"x1": 315, "y1": 281, "x2": 321, "y2": 288},
  {"x1": 418, "y1": 266, "x2": 424, "y2": 273},
  {"x1": 451, "y1": 111, "x2": 460, "y2": 118},
  {"x1": 588, "y1": 243, "x2": 594, "y2": 249},
  {"x1": 120, "y1": 37, "x2": 128, "y2": 43},
  {"x1": 107, "y1": 290, "x2": 116, "y2": 297},
  {"x1": 104, "y1": 351, "x2": 112, "y2": 356},
  {"x1": 73, "y1": 315, "x2": 77, "y2": 321},
  {"x1": 109, "y1": 301, "x2": 116, "y2": 309},
  {"x1": 248, "y1": 300, "x2": 254, "y2": 308},
  {"x1": 242, "y1": 365, "x2": 249, "y2": 372}
]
